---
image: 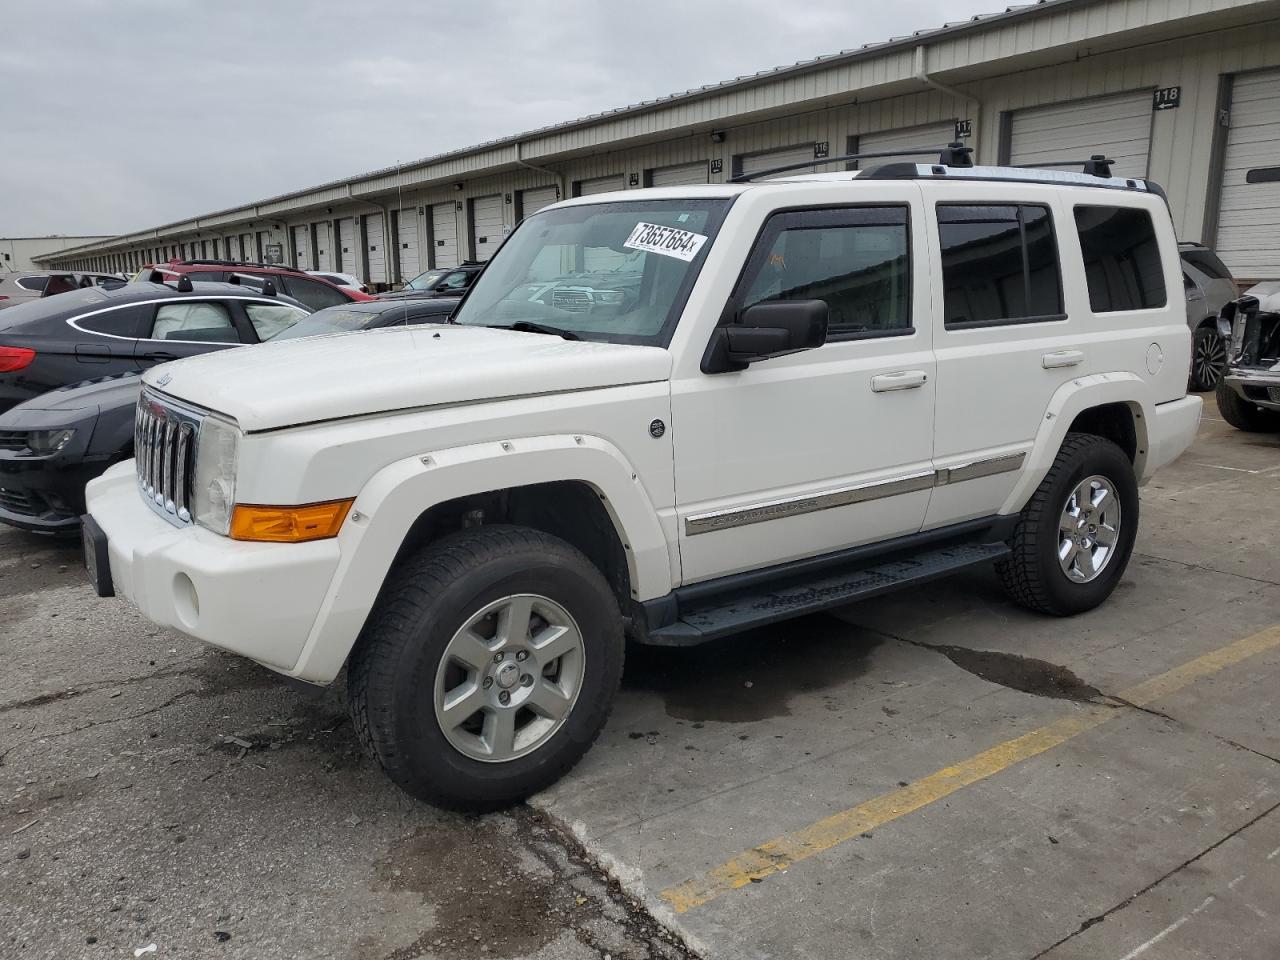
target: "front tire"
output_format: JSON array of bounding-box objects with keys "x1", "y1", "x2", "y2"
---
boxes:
[
  {"x1": 997, "y1": 433, "x2": 1138, "y2": 616},
  {"x1": 348, "y1": 525, "x2": 624, "y2": 811},
  {"x1": 1189, "y1": 325, "x2": 1227, "y2": 392},
  {"x1": 1216, "y1": 381, "x2": 1280, "y2": 432}
]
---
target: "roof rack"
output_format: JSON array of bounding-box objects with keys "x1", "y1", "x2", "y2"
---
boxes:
[
  {"x1": 175, "y1": 258, "x2": 306, "y2": 274},
  {"x1": 859, "y1": 160, "x2": 1164, "y2": 198},
  {"x1": 1010, "y1": 154, "x2": 1115, "y2": 178},
  {"x1": 730, "y1": 142, "x2": 973, "y2": 182}
]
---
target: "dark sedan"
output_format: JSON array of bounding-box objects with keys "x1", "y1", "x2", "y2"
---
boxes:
[
  {"x1": 0, "y1": 279, "x2": 309, "y2": 414},
  {"x1": 0, "y1": 295, "x2": 457, "y2": 533}
]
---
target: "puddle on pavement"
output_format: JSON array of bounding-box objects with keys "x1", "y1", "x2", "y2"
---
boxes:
[
  {"x1": 624, "y1": 614, "x2": 883, "y2": 722},
  {"x1": 368, "y1": 820, "x2": 563, "y2": 960},
  {"x1": 921, "y1": 643, "x2": 1104, "y2": 702}
]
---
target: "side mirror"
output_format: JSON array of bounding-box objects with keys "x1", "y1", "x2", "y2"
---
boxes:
[{"x1": 719, "y1": 300, "x2": 827, "y2": 368}]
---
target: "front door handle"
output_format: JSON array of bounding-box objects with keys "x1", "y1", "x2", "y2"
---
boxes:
[
  {"x1": 1042, "y1": 350, "x2": 1084, "y2": 369},
  {"x1": 871, "y1": 370, "x2": 928, "y2": 392}
]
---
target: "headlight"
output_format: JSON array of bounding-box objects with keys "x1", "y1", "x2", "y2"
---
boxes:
[
  {"x1": 26, "y1": 428, "x2": 76, "y2": 455},
  {"x1": 192, "y1": 415, "x2": 239, "y2": 535}
]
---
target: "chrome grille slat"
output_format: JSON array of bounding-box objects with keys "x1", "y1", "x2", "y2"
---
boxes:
[{"x1": 134, "y1": 390, "x2": 202, "y2": 527}]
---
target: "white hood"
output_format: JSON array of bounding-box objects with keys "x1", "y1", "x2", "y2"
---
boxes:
[{"x1": 143, "y1": 325, "x2": 671, "y2": 432}]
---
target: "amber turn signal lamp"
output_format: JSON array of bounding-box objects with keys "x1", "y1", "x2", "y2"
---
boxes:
[{"x1": 229, "y1": 498, "x2": 355, "y2": 543}]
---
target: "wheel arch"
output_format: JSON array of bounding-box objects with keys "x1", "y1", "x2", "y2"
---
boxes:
[
  {"x1": 1000, "y1": 374, "x2": 1152, "y2": 516},
  {"x1": 288, "y1": 434, "x2": 672, "y2": 683}
]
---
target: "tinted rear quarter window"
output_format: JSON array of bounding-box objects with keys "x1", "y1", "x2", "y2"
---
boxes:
[
  {"x1": 1074, "y1": 206, "x2": 1167, "y2": 312},
  {"x1": 16, "y1": 276, "x2": 49, "y2": 292},
  {"x1": 76, "y1": 304, "x2": 149, "y2": 337}
]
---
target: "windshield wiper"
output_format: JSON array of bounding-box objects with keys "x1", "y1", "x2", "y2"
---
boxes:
[{"x1": 495, "y1": 320, "x2": 580, "y2": 341}]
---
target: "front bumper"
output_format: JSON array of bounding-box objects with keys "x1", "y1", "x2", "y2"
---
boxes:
[
  {"x1": 0, "y1": 447, "x2": 110, "y2": 534},
  {"x1": 1223, "y1": 369, "x2": 1280, "y2": 412},
  {"x1": 85, "y1": 462, "x2": 342, "y2": 675}
]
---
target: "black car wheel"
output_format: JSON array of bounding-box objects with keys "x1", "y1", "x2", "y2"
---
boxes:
[
  {"x1": 1189, "y1": 326, "x2": 1227, "y2": 392},
  {"x1": 1216, "y1": 381, "x2": 1280, "y2": 432}
]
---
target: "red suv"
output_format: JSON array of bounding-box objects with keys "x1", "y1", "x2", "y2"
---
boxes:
[{"x1": 134, "y1": 259, "x2": 374, "y2": 312}]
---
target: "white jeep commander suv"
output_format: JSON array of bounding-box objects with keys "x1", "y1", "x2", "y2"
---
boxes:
[{"x1": 83, "y1": 149, "x2": 1202, "y2": 810}]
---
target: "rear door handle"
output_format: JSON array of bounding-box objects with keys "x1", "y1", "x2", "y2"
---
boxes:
[
  {"x1": 1042, "y1": 350, "x2": 1084, "y2": 369},
  {"x1": 140, "y1": 352, "x2": 178, "y2": 363},
  {"x1": 871, "y1": 370, "x2": 928, "y2": 392}
]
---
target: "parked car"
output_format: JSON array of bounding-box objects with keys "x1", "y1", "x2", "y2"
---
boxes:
[
  {"x1": 0, "y1": 297, "x2": 447, "y2": 534},
  {"x1": 1215, "y1": 281, "x2": 1280, "y2": 432},
  {"x1": 1180, "y1": 242, "x2": 1239, "y2": 391},
  {"x1": 84, "y1": 155, "x2": 1200, "y2": 811},
  {"x1": 0, "y1": 271, "x2": 127, "y2": 311},
  {"x1": 307, "y1": 270, "x2": 368, "y2": 295},
  {"x1": 377, "y1": 262, "x2": 483, "y2": 300},
  {"x1": 272, "y1": 296, "x2": 460, "y2": 341},
  {"x1": 134, "y1": 259, "x2": 374, "y2": 312},
  {"x1": 0, "y1": 278, "x2": 309, "y2": 414}
]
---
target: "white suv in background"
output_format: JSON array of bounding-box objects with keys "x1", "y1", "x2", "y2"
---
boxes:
[{"x1": 83, "y1": 150, "x2": 1201, "y2": 810}]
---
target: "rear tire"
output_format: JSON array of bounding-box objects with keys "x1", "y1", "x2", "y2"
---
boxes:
[
  {"x1": 348, "y1": 525, "x2": 624, "y2": 812},
  {"x1": 1216, "y1": 381, "x2": 1280, "y2": 432},
  {"x1": 997, "y1": 433, "x2": 1138, "y2": 616}
]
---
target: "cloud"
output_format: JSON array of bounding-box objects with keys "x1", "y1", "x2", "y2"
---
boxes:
[{"x1": 0, "y1": 0, "x2": 1000, "y2": 236}]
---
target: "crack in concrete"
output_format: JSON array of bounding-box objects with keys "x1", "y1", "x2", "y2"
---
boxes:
[
  {"x1": 0, "y1": 654, "x2": 205, "y2": 715},
  {"x1": 1027, "y1": 799, "x2": 1280, "y2": 959},
  {"x1": 1133, "y1": 551, "x2": 1280, "y2": 589}
]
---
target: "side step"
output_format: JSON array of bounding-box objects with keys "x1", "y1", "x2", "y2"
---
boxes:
[{"x1": 648, "y1": 542, "x2": 1010, "y2": 645}]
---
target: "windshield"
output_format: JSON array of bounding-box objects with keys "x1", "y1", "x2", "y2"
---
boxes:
[
  {"x1": 453, "y1": 198, "x2": 732, "y2": 345},
  {"x1": 407, "y1": 270, "x2": 445, "y2": 291}
]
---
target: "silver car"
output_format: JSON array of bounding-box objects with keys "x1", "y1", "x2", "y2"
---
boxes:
[
  {"x1": 1180, "y1": 242, "x2": 1239, "y2": 392},
  {"x1": 1217, "y1": 282, "x2": 1280, "y2": 432},
  {"x1": 0, "y1": 270, "x2": 125, "y2": 310}
]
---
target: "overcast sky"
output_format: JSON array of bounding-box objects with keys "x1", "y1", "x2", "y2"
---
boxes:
[{"x1": 0, "y1": 0, "x2": 1000, "y2": 238}]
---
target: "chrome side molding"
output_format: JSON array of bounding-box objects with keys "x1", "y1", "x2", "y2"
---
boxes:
[{"x1": 684, "y1": 452, "x2": 1025, "y2": 536}]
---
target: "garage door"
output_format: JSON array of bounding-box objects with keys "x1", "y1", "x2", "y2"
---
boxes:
[
  {"x1": 471, "y1": 195, "x2": 504, "y2": 262},
  {"x1": 292, "y1": 226, "x2": 312, "y2": 271},
  {"x1": 576, "y1": 174, "x2": 624, "y2": 196},
  {"x1": 856, "y1": 121, "x2": 958, "y2": 167},
  {"x1": 365, "y1": 213, "x2": 386, "y2": 283},
  {"x1": 313, "y1": 221, "x2": 332, "y2": 271},
  {"x1": 1215, "y1": 70, "x2": 1280, "y2": 280},
  {"x1": 738, "y1": 144, "x2": 822, "y2": 179},
  {"x1": 240, "y1": 234, "x2": 252, "y2": 263},
  {"x1": 338, "y1": 218, "x2": 356, "y2": 274},
  {"x1": 519, "y1": 185, "x2": 559, "y2": 219},
  {"x1": 1008, "y1": 91, "x2": 1152, "y2": 180},
  {"x1": 648, "y1": 161, "x2": 709, "y2": 187},
  {"x1": 431, "y1": 203, "x2": 459, "y2": 269},
  {"x1": 396, "y1": 208, "x2": 420, "y2": 279}
]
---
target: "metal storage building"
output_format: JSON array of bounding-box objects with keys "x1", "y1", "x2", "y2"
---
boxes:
[{"x1": 38, "y1": 0, "x2": 1280, "y2": 286}]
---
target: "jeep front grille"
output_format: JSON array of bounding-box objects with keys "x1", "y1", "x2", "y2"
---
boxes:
[{"x1": 135, "y1": 392, "x2": 200, "y2": 525}]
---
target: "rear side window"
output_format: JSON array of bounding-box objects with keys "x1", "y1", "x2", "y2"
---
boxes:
[
  {"x1": 938, "y1": 204, "x2": 1063, "y2": 329},
  {"x1": 1074, "y1": 206, "x2": 1167, "y2": 312},
  {"x1": 737, "y1": 206, "x2": 912, "y2": 338},
  {"x1": 150, "y1": 302, "x2": 238, "y2": 342},
  {"x1": 281, "y1": 276, "x2": 347, "y2": 311},
  {"x1": 16, "y1": 276, "x2": 49, "y2": 292},
  {"x1": 75, "y1": 304, "x2": 148, "y2": 338}
]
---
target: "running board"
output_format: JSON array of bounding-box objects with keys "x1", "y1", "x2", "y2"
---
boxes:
[{"x1": 647, "y1": 542, "x2": 1010, "y2": 645}]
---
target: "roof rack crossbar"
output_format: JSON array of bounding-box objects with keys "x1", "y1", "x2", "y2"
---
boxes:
[
  {"x1": 730, "y1": 142, "x2": 973, "y2": 182},
  {"x1": 1011, "y1": 155, "x2": 1115, "y2": 178}
]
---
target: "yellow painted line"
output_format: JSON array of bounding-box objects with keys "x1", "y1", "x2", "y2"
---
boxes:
[{"x1": 659, "y1": 623, "x2": 1280, "y2": 914}]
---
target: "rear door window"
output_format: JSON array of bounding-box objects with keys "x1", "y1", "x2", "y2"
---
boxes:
[
  {"x1": 149, "y1": 302, "x2": 239, "y2": 342},
  {"x1": 281, "y1": 276, "x2": 347, "y2": 311},
  {"x1": 938, "y1": 204, "x2": 1064, "y2": 328},
  {"x1": 243, "y1": 302, "x2": 307, "y2": 340},
  {"x1": 1074, "y1": 206, "x2": 1167, "y2": 312}
]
